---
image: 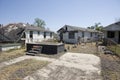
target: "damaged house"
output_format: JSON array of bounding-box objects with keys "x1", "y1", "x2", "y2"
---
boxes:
[
  {"x1": 0, "y1": 23, "x2": 54, "y2": 44},
  {"x1": 57, "y1": 25, "x2": 100, "y2": 44},
  {"x1": 103, "y1": 21, "x2": 120, "y2": 43}
]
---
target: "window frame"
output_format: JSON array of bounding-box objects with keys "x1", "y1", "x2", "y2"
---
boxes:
[
  {"x1": 82, "y1": 32, "x2": 84, "y2": 37},
  {"x1": 90, "y1": 32, "x2": 93, "y2": 37},
  {"x1": 44, "y1": 32, "x2": 46, "y2": 38},
  {"x1": 29, "y1": 31, "x2": 33, "y2": 38},
  {"x1": 38, "y1": 31, "x2": 40, "y2": 35},
  {"x1": 107, "y1": 31, "x2": 115, "y2": 38},
  {"x1": 50, "y1": 32, "x2": 52, "y2": 38},
  {"x1": 68, "y1": 31, "x2": 75, "y2": 39}
]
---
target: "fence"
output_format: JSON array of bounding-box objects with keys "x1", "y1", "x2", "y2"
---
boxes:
[{"x1": 104, "y1": 38, "x2": 120, "y2": 57}]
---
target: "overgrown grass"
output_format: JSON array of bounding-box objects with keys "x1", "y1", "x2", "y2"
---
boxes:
[
  {"x1": 107, "y1": 45, "x2": 120, "y2": 57},
  {"x1": 0, "y1": 48, "x2": 25, "y2": 63},
  {"x1": 0, "y1": 59, "x2": 49, "y2": 80},
  {"x1": 102, "y1": 70, "x2": 119, "y2": 80}
]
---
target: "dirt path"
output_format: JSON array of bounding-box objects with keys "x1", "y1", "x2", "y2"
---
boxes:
[{"x1": 24, "y1": 53, "x2": 102, "y2": 80}]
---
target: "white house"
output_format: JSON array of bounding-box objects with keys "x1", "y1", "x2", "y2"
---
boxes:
[
  {"x1": 103, "y1": 21, "x2": 120, "y2": 43},
  {"x1": 21, "y1": 26, "x2": 54, "y2": 43},
  {"x1": 57, "y1": 25, "x2": 99, "y2": 44}
]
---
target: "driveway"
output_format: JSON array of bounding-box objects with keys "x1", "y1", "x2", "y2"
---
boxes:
[{"x1": 24, "y1": 52, "x2": 101, "y2": 80}]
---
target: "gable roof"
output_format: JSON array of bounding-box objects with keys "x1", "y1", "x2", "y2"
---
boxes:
[
  {"x1": 57, "y1": 25, "x2": 98, "y2": 33},
  {"x1": 103, "y1": 21, "x2": 120, "y2": 31}
]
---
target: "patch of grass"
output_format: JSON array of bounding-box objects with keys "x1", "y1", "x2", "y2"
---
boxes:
[
  {"x1": 0, "y1": 48, "x2": 25, "y2": 63},
  {"x1": 107, "y1": 45, "x2": 120, "y2": 57},
  {"x1": 102, "y1": 70, "x2": 119, "y2": 80},
  {"x1": 65, "y1": 43, "x2": 97, "y2": 54},
  {"x1": 0, "y1": 59, "x2": 49, "y2": 80}
]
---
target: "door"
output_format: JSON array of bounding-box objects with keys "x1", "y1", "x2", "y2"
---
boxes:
[
  {"x1": 119, "y1": 31, "x2": 120, "y2": 43},
  {"x1": 29, "y1": 31, "x2": 33, "y2": 42}
]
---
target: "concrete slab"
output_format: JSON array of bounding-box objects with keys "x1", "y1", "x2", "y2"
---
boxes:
[{"x1": 24, "y1": 52, "x2": 101, "y2": 80}]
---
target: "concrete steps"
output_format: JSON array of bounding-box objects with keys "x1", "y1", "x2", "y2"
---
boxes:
[{"x1": 26, "y1": 45, "x2": 42, "y2": 56}]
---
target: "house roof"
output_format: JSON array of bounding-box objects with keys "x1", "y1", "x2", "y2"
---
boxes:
[
  {"x1": 65, "y1": 25, "x2": 86, "y2": 31},
  {"x1": 0, "y1": 23, "x2": 53, "y2": 43},
  {"x1": 25, "y1": 25, "x2": 53, "y2": 32},
  {"x1": 57, "y1": 25, "x2": 98, "y2": 33},
  {"x1": 103, "y1": 21, "x2": 120, "y2": 31},
  {"x1": 0, "y1": 33, "x2": 12, "y2": 42}
]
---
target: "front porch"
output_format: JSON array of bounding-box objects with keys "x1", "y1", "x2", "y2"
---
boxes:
[{"x1": 104, "y1": 31, "x2": 120, "y2": 43}]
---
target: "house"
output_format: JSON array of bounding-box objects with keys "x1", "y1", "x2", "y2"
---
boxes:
[
  {"x1": 0, "y1": 23, "x2": 25, "y2": 43},
  {"x1": 0, "y1": 23, "x2": 54, "y2": 44},
  {"x1": 23, "y1": 25, "x2": 54, "y2": 43},
  {"x1": 103, "y1": 21, "x2": 120, "y2": 43},
  {"x1": 57, "y1": 25, "x2": 99, "y2": 44}
]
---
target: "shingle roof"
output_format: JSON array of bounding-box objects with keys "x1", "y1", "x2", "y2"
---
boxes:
[
  {"x1": 25, "y1": 25, "x2": 53, "y2": 32},
  {"x1": 57, "y1": 25, "x2": 98, "y2": 33},
  {"x1": 65, "y1": 25, "x2": 86, "y2": 31},
  {"x1": 103, "y1": 21, "x2": 120, "y2": 31}
]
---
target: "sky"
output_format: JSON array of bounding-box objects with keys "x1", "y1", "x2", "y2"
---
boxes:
[{"x1": 0, "y1": 0, "x2": 120, "y2": 32}]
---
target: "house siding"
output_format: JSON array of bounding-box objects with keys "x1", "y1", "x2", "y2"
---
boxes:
[
  {"x1": 57, "y1": 25, "x2": 100, "y2": 44},
  {"x1": 104, "y1": 31, "x2": 119, "y2": 43},
  {"x1": 63, "y1": 32, "x2": 78, "y2": 43},
  {"x1": 25, "y1": 31, "x2": 53, "y2": 43},
  {"x1": 62, "y1": 31, "x2": 98, "y2": 44}
]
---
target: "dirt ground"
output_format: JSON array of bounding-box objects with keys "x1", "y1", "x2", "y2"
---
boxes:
[
  {"x1": 65, "y1": 42, "x2": 120, "y2": 80},
  {"x1": 65, "y1": 42, "x2": 98, "y2": 54},
  {"x1": 0, "y1": 42, "x2": 120, "y2": 80}
]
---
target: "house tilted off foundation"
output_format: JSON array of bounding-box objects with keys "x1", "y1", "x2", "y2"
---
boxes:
[{"x1": 57, "y1": 25, "x2": 101, "y2": 44}]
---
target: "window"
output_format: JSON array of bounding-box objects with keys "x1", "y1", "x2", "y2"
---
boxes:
[
  {"x1": 90, "y1": 32, "x2": 92, "y2": 37},
  {"x1": 30, "y1": 31, "x2": 33, "y2": 38},
  {"x1": 82, "y1": 32, "x2": 84, "y2": 37},
  {"x1": 69, "y1": 32, "x2": 75, "y2": 39},
  {"x1": 44, "y1": 32, "x2": 46, "y2": 38},
  {"x1": 95, "y1": 32, "x2": 97, "y2": 36},
  {"x1": 50, "y1": 32, "x2": 52, "y2": 38},
  {"x1": 107, "y1": 31, "x2": 115, "y2": 38},
  {"x1": 65, "y1": 27, "x2": 67, "y2": 31},
  {"x1": 38, "y1": 31, "x2": 40, "y2": 35}
]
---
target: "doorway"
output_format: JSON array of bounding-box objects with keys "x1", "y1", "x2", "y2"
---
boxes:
[
  {"x1": 30, "y1": 31, "x2": 33, "y2": 38},
  {"x1": 119, "y1": 31, "x2": 120, "y2": 43}
]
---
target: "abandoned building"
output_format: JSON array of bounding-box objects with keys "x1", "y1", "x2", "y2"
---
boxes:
[
  {"x1": 57, "y1": 25, "x2": 100, "y2": 44},
  {"x1": 103, "y1": 21, "x2": 120, "y2": 43},
  {"x1": 23, "y1": 26, "x2": 53, "y2": 43}
]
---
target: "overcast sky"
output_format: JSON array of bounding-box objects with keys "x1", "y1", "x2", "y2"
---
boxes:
[{"x1": 0, "y1": 0, "x2": 120, "y2": 32}]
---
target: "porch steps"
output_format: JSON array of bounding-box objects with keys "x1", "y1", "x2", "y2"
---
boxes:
[{"x1": 26, "y1": 45, "x2": 42, "y2": 56}]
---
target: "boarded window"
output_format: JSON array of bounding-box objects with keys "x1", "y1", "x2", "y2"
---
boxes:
[
  {"x1": 30, "y1": 31, "x2": 33, "y2": 38},
  {"x1": 69, "y1": 32, "x2": 75, "y2": 39},
  {"x1": 82, "y1": 32, "x2": 84, "y2": 37},
  {"x1": 107, "y1": 31, "x2": 115, "y2": 38}
]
